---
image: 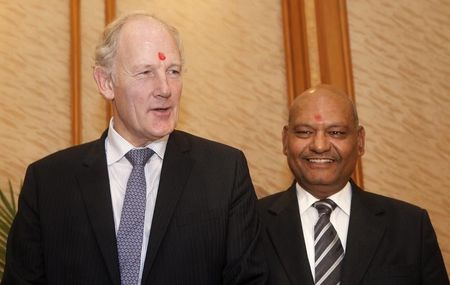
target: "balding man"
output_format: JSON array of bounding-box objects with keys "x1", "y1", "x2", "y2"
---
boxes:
[
  {"x1": 2, "y1": 12, "x2": 267, "y2": 285},
  {"x1": 258, "y1": 85, "x2": 448, "y2": 285}
]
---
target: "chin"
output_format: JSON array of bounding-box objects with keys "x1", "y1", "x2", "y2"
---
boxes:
[
  {"x1": 303, "y1": 176, "x2": 337, "y2": 186},
  {"x1": 147, "y1": 126, "x2": 175, "y2": 139}
]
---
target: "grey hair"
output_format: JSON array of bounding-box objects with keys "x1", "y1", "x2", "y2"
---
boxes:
[{"x1": 94, "y1": 11, "x2": 183, "y2": 73}]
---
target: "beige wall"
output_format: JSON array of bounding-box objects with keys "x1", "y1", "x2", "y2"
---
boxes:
[
  {"x1": 347, "y1": 0, "x2": 450, "y2": 272},
  {"x1": 0, "y1": 1, "x2": 71, "y2": 189}
]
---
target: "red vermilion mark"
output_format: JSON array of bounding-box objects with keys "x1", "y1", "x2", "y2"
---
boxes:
[
  {"x1": 158, "y1": 52, "x2": 166, "y2": 61},
  {"x1": 314, "y1": 114, "x2": 322, "y2": 121}
]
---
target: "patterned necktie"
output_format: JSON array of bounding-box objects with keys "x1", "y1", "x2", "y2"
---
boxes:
[
  {"x1": 313, "y1": 199, "x2": 344, "y2": 285},
  {"x1": 117, "y1": 148, "x2": 154, "y2": 285}
]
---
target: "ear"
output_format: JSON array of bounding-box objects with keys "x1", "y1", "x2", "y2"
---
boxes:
[
  {"x1": 93, "y1": 66, "x2": 115, "y2": 100},
  {"x1": 357, "y1": 125, "x2": 365, "y2": 156},
  {"x1": 282, "y1": 125, "x2": 289, "y2": 155}
]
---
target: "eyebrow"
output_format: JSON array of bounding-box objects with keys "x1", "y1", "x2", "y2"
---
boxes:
[
  {"x1": 131, "y1": 64, "x2": 155, "y2": 71},
  {"x1": 132, "y1": 62, "x2": 182, "y2": 70}
]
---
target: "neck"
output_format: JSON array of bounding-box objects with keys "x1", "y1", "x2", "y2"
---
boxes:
[{"x1": 299, "y1": 181, "x2": 347, "y2": 199}]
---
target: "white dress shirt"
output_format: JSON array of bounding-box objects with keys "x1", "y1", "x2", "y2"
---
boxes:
[
  {"x1": 105, "y1": 119, "x2": 168, "y2": 284},
  {"x1": 296, "y1": 182, "x2": 352, "y2": 280}
]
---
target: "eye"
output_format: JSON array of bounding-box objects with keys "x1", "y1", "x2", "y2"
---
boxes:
[
  {"x1": 328, "y1": 130, "x2": 346, "y2": 137},
  {"x1": 168, "y1": 69, "x2": 180, "y2": 75},
  {"x1": 293, "y1": 129, "x2": 313, "y2": 138},
  {"x1": 167, "y1": 68, "x2": 181, "y2": 78},
  {"x1": 136, "y1": 70, "x2": 154, "y2": 78}
]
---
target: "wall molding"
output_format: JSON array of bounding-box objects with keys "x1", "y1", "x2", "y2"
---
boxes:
[
  {"x1": 315, "y1": 0, "x2": 354, "y2": 96},
  {"x1": 281, "y1": 0, "x2": 311, "y2": 105},
  {"x1": 70, "y1": 0, "x2": 81, "y2": 145},
  {"x1": 105, "y1": 0, "x2": 115, "y2": 124}
]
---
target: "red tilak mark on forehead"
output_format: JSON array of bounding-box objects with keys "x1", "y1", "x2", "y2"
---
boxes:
[
  {"x1": 314, "y1": 114, "x2": 322, "y2": 121},
  {"x1": 158, "y1": 52, "x2": 166, "y2": 61}
]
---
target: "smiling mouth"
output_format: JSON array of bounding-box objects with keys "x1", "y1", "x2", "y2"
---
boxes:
[{"x1": 306, "y1": 158, "x2": 335, "y2": 163}]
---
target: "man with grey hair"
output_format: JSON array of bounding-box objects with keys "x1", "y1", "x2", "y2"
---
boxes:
[
  {"x1": 2, "y1": 12, "x2": 267, "y2": 285},
  {"x1": 258, "y1": 85, "x2": 448, "y2": 284}
]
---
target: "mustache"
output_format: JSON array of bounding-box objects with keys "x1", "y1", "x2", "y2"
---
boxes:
[{"x1": 301, "y1": 153, "x2": 341, "y2": 161}]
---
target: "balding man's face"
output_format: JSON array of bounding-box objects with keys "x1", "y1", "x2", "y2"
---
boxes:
[
  {"x1": 282, "y1": 90, "x2": 365, "y2": 198},
  {"x1": 103, "y1": 18, "x2": 183, "y2": 146}
]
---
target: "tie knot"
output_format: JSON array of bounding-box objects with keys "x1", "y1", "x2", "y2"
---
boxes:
[
  {"x1": 313, "y1": 199, "x2": 337, "y2": 216},
  {"x1": 125, "y1": 148, "x2": 154, "y2": 166}
]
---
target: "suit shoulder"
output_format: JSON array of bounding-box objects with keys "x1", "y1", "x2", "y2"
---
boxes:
[
  {"x1": 359, "y1": 189, "x2": 426, "y2": 214},
  {"x1": 172, "y1": 130, "x2": 243, "y2": 155},
  {"x1": 30, "y1": 139, "x2": 101, "y2": 169},
  {"x1": 257, "y1": 188, "x2": 291, "y2": 210}
]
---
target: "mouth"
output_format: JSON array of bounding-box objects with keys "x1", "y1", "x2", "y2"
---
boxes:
[
  {"x1": 306, "y1": 158, "x2": 335, "y2": 163},
  {"x1": 147, "y1": 107, "x2": 173, "y2": 119},
  {"x1": 150, "y1": 106, "x2": 171, "y2": 114},
  {"x1": 302, "y1": 156, "x2": 338, "y2": 168}
]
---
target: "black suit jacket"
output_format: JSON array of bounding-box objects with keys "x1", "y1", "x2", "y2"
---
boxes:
[
  {"x1": 2, "y1": 130, "x2": 267, "y2": 285},
  {"x1": 257, "y1": 181, "x2": 449, "y2": 285}
]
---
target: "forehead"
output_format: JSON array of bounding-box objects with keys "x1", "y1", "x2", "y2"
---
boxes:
[
  {"x1": 291, "y1": 91, "x2": 354, "y2": 126},
  {"x1": 116, "y1": 18, "x2": 180, "y2": 61}
]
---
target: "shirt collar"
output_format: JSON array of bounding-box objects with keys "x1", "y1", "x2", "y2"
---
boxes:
[
  {"x1": 105, "y1": 118, "x2": 169, "y2": 165},
  {"x1": 296, "y1": 181, "x2": 352, "y2": 216}
]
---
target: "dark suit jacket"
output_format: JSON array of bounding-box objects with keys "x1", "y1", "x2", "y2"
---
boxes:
[
  {"x1": 257, "y1": 181, "x2": 449, "y2": 285},
  {"x1": 2, "y1": 130, "x2": 267, "y2": 285}
]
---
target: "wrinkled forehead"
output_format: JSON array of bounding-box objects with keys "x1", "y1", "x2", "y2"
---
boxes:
[{"x1": 117, "y1": 17, "x2": 180, "y2": 57}]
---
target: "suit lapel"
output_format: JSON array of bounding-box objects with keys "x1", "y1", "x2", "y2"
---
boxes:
[
  {"x1": 341, "y1": 182, "x2": 387, "y2": 284},
  {"x1": 76, "y1": 131, "x2": 121, "y2": 285},
  {"x1": 141, "y1": 131, "x2": 193, "y2": 281},
  {"x1": 266, "y1": 185, "x2": 315, "y2": 285}
]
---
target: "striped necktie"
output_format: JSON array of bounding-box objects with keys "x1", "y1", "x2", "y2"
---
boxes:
[{"x1": 313, "y1": 199, "x2": 344, "y2": 285}]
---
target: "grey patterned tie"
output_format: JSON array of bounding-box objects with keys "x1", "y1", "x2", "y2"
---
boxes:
[
  {"x1": 313, "y1": 199, "x2": 344, "y2": 285},
  {"x1": 117, "y1": 148, "x2": 154, "y2": 285}
]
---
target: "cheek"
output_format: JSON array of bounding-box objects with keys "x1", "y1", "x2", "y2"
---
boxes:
[
  {"x1": 335, "y1": 141, "x2": 359, "y2": 161},
  {"x1": 136, "y1": 79, "x2": 155, "y2": 92},
  {"x1": 170, "y1": 81, "x2": 183, "y2": 94},
  {"x1": 287, "y1": 139, "x2": 307, "y2": 157},
  {"x1": 117, "y1": 79, "x2": 142, "y2": 96},
  {"x1": 116, "y1": 87, "x2": 146, "y2": 114}
]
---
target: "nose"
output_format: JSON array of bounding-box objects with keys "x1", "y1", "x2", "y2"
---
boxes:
[
  {"x1": 155, "y1": 73, "x2": 171, "y2": 98},
  {"x1": 309, "y1": 131, "x2": 330, "y2": 153}
]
